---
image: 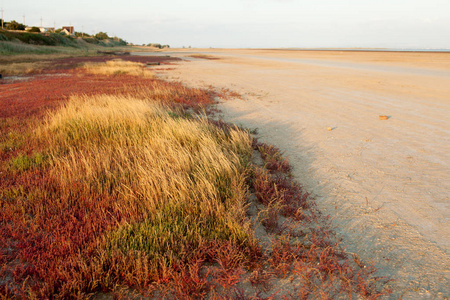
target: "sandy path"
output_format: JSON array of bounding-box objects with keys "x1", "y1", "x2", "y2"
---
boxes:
[{"x1": 144, "y1": 49, "x2": 450, "y2": 299}]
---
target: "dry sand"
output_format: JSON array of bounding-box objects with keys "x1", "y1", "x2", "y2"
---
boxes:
[{"x1": 143, "y1": 49, "x2": 450, "y2": 299}]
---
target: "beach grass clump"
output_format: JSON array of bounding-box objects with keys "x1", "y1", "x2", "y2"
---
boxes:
[
  {"x1": 0, "y1": 93, "x2": 259, "y2": 298},
  {"x1": 0, "y1": 60, "x2": 51, "y2": 75},
  {"x1": 82, "y1": 59, "x2": 154, "y2": 77}
]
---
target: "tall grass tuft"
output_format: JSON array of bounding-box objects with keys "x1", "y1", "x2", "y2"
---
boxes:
[
  {"x1": 40, "y1": 95, "x2": 253, "y2": 237},
  {"x1": 82, "y1": 59, "x2": 154, "y2": 77},
  {"x1": 0, "y1": 60, "x2": 51, "y2": 75}
]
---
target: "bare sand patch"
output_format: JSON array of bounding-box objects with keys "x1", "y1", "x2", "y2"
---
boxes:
[{"x1": 152, "y1": 49, "x2": 450, "y2": 299}]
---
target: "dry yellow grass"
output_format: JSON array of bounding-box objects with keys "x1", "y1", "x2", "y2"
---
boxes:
[
  {"x1": 36, "y1": 94, "x2": 255, "y2": 262},
  {"x1": 82, "y1": 59, "x2": 154, "y2": 77},
  {"x1": 0, "y1": 61, "x2": 51, "y2": 75},
  {"x1": 79, "y1": 58, "x2": 212, "y2": 109}
]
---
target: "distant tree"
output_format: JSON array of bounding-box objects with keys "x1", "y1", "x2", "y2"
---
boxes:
[
  {"x1": 28, "y1": 26, "x2": 41, "y2": 33},
  {"x1": 75, "y1": 31, "x2": 91, "y2": 37},
  {"x1": 147, "y1": 43, "x2": 163, "y2": 48},
  {"x1": 6, "y1": 20, "x2": 26, "y2": 30},
  {"x1": 94, "y1": 31, "x2": 109, "y2": 40}
]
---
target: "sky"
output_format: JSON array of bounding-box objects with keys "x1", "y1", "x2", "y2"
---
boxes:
[{"x1": 2, "y1": 0, "x2": 450, "y2": 49}]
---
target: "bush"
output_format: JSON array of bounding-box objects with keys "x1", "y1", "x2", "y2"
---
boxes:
[
  {"x1": 75, "y1": 31, "x2": 91, "y2": 38},
  {"x1": 5, "y1": 20, "x2": 26, "y2": 31},
  {"x1": 94, "y1": 31, "x2": 109, "y2": 40},
  {"x1": 28, "y1": 26, "x2": 41, "y2": 33},
  {"x1": 147, "y1": 43, "x2": 169, "y2": 49}
]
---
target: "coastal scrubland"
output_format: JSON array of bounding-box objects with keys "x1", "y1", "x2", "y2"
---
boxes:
[
  {"x1": 0, "y1": 28, "x2": 155, "y2": 76},
  {"x1": 0, "y1": 56, "x2": 390, "y2": 298},
  {"x1": 0, "y1": 28, "x2": 127, "y2": 55}
]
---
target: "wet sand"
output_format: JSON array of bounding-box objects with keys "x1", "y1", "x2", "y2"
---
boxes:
[{"x1": 145, "y1": 49, "x2": 450, "y2": 299}]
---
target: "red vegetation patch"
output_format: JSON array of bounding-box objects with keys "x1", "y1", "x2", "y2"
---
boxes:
[
  {"x1": 247, "y1": 139, "x2": 391, "y2": 298},
  {"x1": 0, "y1": 71, "x2": 211, "y2": 119},
  {"x1": 256, "y1": 143, "x2": 292, "y2": 175}
]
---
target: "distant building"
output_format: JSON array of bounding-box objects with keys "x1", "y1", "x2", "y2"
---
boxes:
[
  {"x1": 25, "y1": 26, "x2": 55, "y2": 33},
  {"x1": 40, "y1": 27, "x2": 55, "y2": 33},
  {"x1": 61, "y1": 26, "x2": 74, "y2": 35}
]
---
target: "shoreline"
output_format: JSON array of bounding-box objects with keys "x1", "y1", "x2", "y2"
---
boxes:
[
  {"x1": 152, "y1": 49, "x2": 450, "y2": 299},
  {"x1": 257, "y1": 48, "x2": 450, "y2": 53}
]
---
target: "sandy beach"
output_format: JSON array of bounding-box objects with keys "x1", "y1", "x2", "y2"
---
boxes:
[{"x1": 145, "y1": 49, "x2": 450, "y2": 299}]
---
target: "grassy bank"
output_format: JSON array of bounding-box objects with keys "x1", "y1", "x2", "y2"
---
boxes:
[
  {"x1": 0, "y1": 58, "x2": 390, "y2": 299},
  {"x1": 0, "y1": 28, "x2": 150, "y2": 75},
  {"x1": 0, "y1": 29, "x2": 127, "y2": 55}
]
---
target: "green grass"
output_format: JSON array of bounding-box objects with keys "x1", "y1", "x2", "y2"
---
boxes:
[
  {"x1": 0, "y1": 40, "x2": 60, "y2": 54},
  {"x1": 0, "y1": 132, "x2": 25, "y2": 153},
  {"x1": 8, "y1": 152, "x2": 48, "y2": 172}
]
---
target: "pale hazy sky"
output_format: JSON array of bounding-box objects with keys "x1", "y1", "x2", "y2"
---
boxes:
[{"x1": 3, "y1": 0, "x2": 450, "y2": 48}]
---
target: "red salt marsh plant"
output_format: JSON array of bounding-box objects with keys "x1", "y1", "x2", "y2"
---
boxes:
[
  {"x1": 246, "y1": 142, "x2": 391, "y2": 299},
  {"x1": 256, "y1": 143, "x2": 292, "y2": 175}
]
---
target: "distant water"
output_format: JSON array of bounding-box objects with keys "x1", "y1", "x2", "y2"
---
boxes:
[
  {"x1": 277, "y1": 48, "x2": 450, "y2": 53},
  {"x1": 133, "y1": 48, "x2": 450, "y2": 54}
]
